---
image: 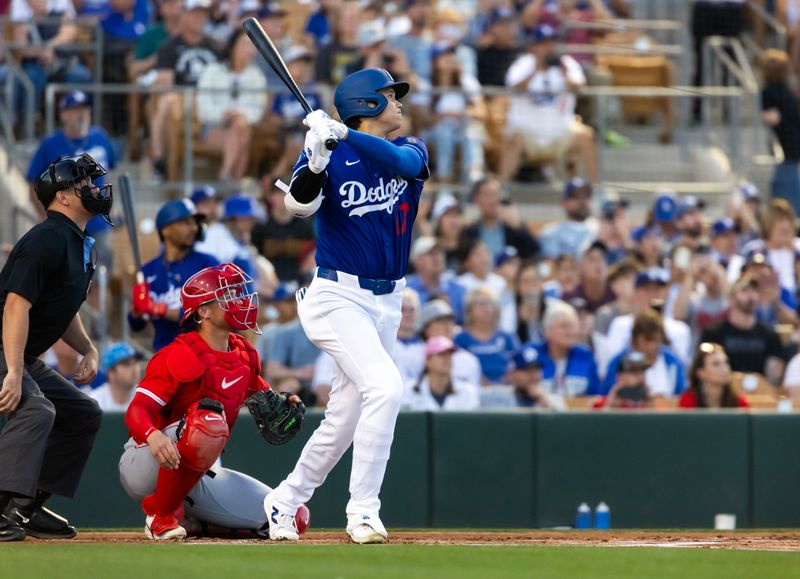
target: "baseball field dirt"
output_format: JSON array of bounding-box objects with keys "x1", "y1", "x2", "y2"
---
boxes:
[{"x1": 32, "y1": 529, "x2": 800, "y2": 550}]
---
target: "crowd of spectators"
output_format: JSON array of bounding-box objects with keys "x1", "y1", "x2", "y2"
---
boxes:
[
  {"x1": 6, "y1": 0, "x2": 800, "y2": 414},
  {"x1": 76, "y1": 175, "x2": 799, "y2": 414},
  {"x1": 3, "y1": 0, "x2": 650, "y2": 186}
]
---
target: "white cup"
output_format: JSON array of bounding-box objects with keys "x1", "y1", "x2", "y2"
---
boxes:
[{"x1": 714, "y1": 514, "x2": 736, "y2": 530}]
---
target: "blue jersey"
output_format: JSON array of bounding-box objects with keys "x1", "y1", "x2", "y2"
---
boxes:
[
  {"x1": 27, "y1": 127, "x2": 117, "y2": 236},
  {"x1": 296, "y1": 135, "x2": 429, "y2": 280},
  {"x1": 128, "y1": 249, "x2": 218, "y2": 351},
  {"x1": 529, "y1": 341, "x2": 601, "y2": 396},
  {"x1": 454, "y1": 329, "x2": 518, "y2": 383}
]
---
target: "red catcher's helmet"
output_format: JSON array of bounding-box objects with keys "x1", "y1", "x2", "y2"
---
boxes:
[{"x1": 180, "y1": 263, "x2": 260, "y2": 333}]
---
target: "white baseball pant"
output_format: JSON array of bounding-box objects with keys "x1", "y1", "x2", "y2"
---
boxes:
[
  {"x1": 270, "y1": 270, "x2": 405, "y2": 521},
  {"x1": 118, "y1": 422, "x2": 273, "y2": 530}
]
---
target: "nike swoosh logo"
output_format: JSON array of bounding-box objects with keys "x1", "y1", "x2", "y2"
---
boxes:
[
  {"x1": 17, "y1": 515, "x2": 30, "y2": 525},
  {"x1": 345, "y1": 160, "x2": 360, "y2": 166},
  {"x1": 146, "y1": 275, "x2": 157, "y2": 284},
  {"x1": 221, "y1": 376, "x2": 243, "y2": 390}
]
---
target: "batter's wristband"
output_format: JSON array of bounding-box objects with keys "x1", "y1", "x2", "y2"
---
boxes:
[{"x1": 143, "y1": 426, "x2": 157, "y2": 440}]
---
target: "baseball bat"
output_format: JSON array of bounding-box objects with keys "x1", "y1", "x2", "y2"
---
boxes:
[
  {"x1": 242, "y1": 17, "x2": 338, "y2": 151},
  {"x1": 118, "y1": 173, "x2": 144, "y2": 285}
]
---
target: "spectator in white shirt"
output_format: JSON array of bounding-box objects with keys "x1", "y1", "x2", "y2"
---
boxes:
[
  {"x1": 91, "y1": 343, "x2": 142, "y2": 412},
  {"x1": 196, "y1": 28, "x2": 267, "y2": 182},
  {"x1": 605, "y1": 268, "x2": 692, "y2": 370},
  {"x1": 403, "y1": 336, "x2": 480, "y2": 411},
  {"x1": 783, "y1": 351, "x2": 800, "y2": 407},
  {"x1": 500, "y1": 24, "x2": 596, "y2": 183},
  {"x1": 392, "y1": 288, "x2": 426, "y2": 388}
]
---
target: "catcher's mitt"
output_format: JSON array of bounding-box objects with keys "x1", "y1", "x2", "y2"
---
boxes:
[{"x1": 245, "y1": 390, "x2": 305, "y2": 445}]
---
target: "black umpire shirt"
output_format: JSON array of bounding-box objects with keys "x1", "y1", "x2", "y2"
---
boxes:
[{"x1": 0, "y1": 211, "x2": 96, "y2": 359}]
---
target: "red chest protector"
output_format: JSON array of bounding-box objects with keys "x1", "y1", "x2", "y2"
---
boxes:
[{"x1": 165, "y1": 332, "x2": 261, "y2": 429}]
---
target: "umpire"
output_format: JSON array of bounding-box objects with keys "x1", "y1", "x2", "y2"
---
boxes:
[{"x1": 0, "y1": 154, "x2": 112, "y2": 541}]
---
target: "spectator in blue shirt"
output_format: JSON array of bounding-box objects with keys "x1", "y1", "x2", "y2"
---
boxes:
[
  {"x1": 26, "y1": 90, "x2": 116, "y2": 267},
  {"x1": 304, "y1": 0, "x2": 337, "y2": 47},
  {"x1": 529, "y1": 299, "x2": 601, "y2": 397},
  {"x1": 405, "y1": 236, "x2": 466, "y2": 323},
  {"x1": 454, "y1": 286, "x2": 518, "y2": 384},
  {"x1": 101, "y1": 0, "x2": 152, "y2": 132}
]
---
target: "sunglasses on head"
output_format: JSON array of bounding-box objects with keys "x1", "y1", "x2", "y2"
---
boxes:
[{"x1": 699, "y1": 342, "x2": 723, "y2": 355}]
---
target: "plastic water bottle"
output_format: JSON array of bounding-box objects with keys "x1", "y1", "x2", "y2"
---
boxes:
[
  {"x1": 576, "y1": 503, "x2": 591, "y2": 529},
  {"x1": 594, "y1": 502, "x2": 610, "y2": 529}
]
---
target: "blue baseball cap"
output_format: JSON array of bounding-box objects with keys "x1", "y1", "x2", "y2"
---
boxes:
[
  {"x1": 601, "y1": 194, "x2": 629, "y2": 216},
  {"x1": 190, "y1": 185, "x2": 217, "y2": 205},
  {"x1": 653, "y1": 194, "x2": 678, "y2": 222},
  {"x1": 271, "y1": 281, "x2": 299, "y2": 302},
  {"x1": 223, "y1": 194, "x2": 262, "y2": 220},
  {"x1": 511, "y1": 346, "x2": 543, "y2": 371},
  {"x1": 529, "y1": 23, "x2": 558, "y2": 44},
  {"x1": 102, "y1": 342, "x2": 141, "y2": 370},
  {"x1": 631, "y1": 224, "x2": 662, "y2": 243},
  {"x1": 739, "y1": 181, "x2": 760, "y2": 202},
  {"x1": 676, "y1": 195, "x2": 706, "y2": 218},
  {"x1": 59, "y1": 90, "x2": 90, "y2": 111},
  {"x1": 563, "y1": 177, "x2": 592, "y2": 198},
  {"x1": 710, "y1": 217, "x2": 736, "y2": 238},
  {"x1": 635, "y1": 267, "x2": 670, "y2": 287},
  {"x1": 484, "y1": 7, "x2": 515, "y2": 31},
  {"x1": 618, "y1": 350, "x2": 649, "y2": 373},
  {"x1": 431, "y1": 41, "x2": 457, "y2": 61},
  {"x1": 257, "y1": 1, "x2": 286, "y2": 18},
  {"x1": 495, "y1": 246, "x2": 520, "y2": 267}
]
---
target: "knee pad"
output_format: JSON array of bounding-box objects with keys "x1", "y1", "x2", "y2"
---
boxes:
[{"x1": 176, "y1": 399, "x2": 229, "y2": 472}]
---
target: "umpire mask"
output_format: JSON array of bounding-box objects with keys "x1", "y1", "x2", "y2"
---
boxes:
[{"x1": 77, "y1": 180, "x2": 114, "y2": 226}]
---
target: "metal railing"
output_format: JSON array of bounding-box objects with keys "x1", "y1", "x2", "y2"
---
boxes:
[
  {"x1": 0, "y1": 42, "x2": 35, "y2": 143},
  {"x1": 700, "y1": 35, "x2": 766, "y2": 174},
  {"x1": 42, "y1": 77, "x2": 757, "y2": 195},
  {"x1": 0, "y1": 15, "x2": 106, "y2": 124},
  {"x1": 745, "y1": 0, "x2": 788, "y2": 51}
]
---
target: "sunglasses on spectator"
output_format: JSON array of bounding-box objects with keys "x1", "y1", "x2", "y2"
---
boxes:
[{"x1": 698, "y1": 342, "x2": 724, "y2": 355}]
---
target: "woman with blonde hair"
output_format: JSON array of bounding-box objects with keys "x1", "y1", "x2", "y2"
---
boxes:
[{"x1": 454, "y1": 286, "x2": 518, "y2": 384}]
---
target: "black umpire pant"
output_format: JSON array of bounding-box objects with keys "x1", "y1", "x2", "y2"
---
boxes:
[{"x1": 0, "y1": 353, "x2": 102, "y2": 499}]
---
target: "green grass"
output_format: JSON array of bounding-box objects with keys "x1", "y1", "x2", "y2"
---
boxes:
[{"x1": 3, "y1": 544, "x2": 800, "y2": 579}]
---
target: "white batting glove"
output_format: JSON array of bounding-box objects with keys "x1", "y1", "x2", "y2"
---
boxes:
[
  {"x1": 304, "y1": 127, "x2": 332, "y2": 174},
  {"x1": 322, "y1": 118, "x2": 349, "y2": 140},
  {"x1": 303, "y1": 109, "x2": 330, "y2": 130}
]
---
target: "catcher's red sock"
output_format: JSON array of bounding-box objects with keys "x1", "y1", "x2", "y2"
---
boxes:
[{"x1": 142, "y1": 465, "x2": 204, "y2": 517}]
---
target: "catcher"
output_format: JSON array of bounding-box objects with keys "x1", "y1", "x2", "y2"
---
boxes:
[{"x1": 119, "y1": 263, "x2": 307, "y2": 540}]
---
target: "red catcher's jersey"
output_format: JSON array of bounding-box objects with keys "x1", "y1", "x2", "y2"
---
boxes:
[{"x1": 131, "y1": 332, "x2": 269, "y2": 441}]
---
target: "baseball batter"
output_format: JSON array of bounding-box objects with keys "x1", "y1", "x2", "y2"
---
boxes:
[
  {"x1": 264, "y1": 68, "x2": 429, "y2": 544},
  {"x1": 120, "y1": 263, "x2": 307, "y2": 540}
]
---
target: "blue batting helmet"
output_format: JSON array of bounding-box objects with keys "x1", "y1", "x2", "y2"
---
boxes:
[
  {"x1": 155, "y1": 198, "x2": 206, "y2": 241},
  {"x1": 334, "y1": 68, "x2": 409, "y2": 124}
]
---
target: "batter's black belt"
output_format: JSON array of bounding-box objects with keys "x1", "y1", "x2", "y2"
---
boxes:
[{"x1": 316, "y1": 267, "x2": 397, "y2": 296}]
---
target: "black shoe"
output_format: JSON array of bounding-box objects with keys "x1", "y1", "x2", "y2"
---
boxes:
[
  {"x1": 7, "y1": 504, "x2": 77, "y2": 539},
  {"x1": 0, "y1": 514, "x2": 25, "y2": 542}
]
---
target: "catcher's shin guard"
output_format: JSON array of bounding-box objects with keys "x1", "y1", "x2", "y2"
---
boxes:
[{"x1": 142, "y1": 399, "x2": 229, "y2": 517}]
